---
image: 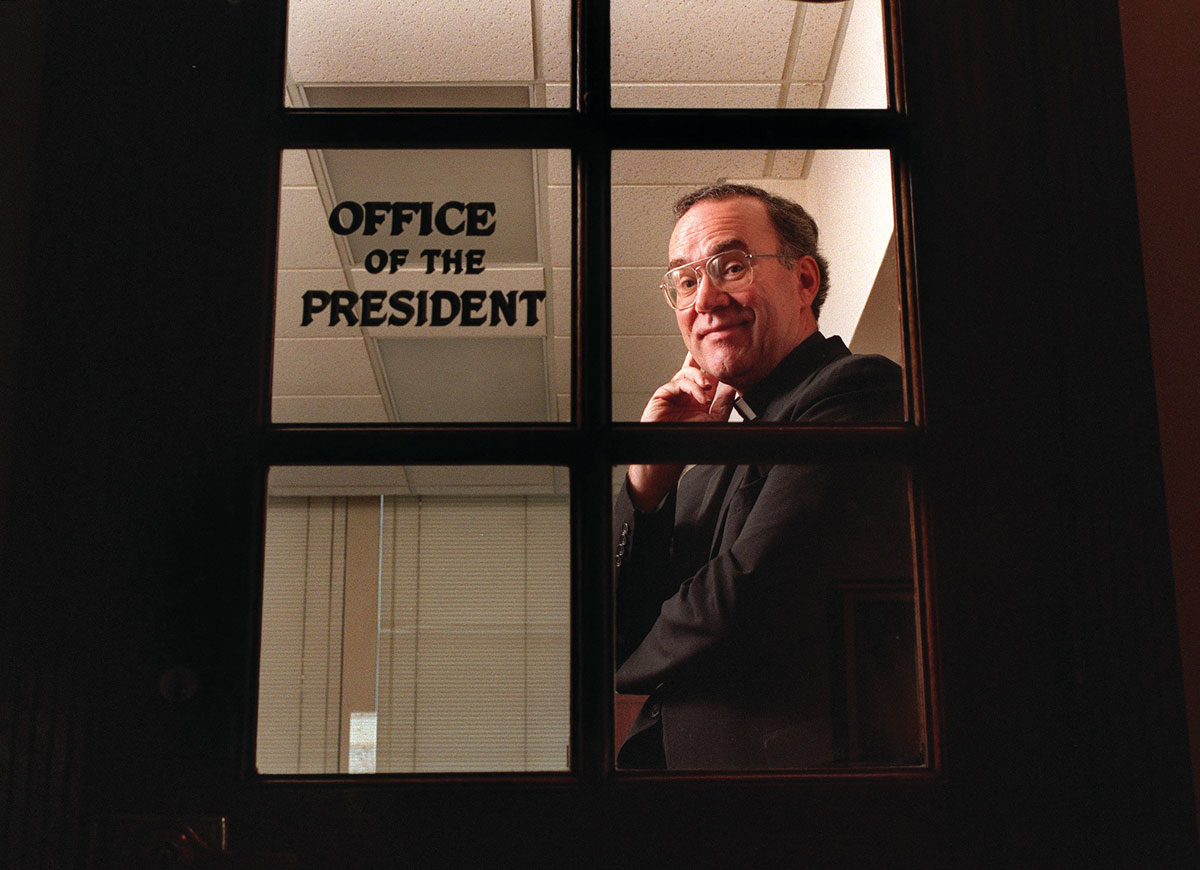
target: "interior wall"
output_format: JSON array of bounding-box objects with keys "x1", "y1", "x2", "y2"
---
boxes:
[
  {"x1": 827, "y1": 0, "x2": 888, "y2": 110},
  {"x1": 802, "y1": 0, "x2": 893, "y2": 347},
  {"x1": 802, "y1": 148, "x2": 895, "y2": 346},
  {"x1": 1119, "y1": 0, "x2": 1200, "y2": 834}
]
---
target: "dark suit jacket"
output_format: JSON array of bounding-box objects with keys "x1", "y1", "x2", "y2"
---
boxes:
[{"x1": 614, "y1": 332, "x2": 907, "y2": 769}]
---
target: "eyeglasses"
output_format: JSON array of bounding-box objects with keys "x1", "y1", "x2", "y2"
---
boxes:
[{"x1": 660, "y1": 250, "x2": 788, "y2": 309}]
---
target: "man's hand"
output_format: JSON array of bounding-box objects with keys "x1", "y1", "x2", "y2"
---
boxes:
[{"x1": 627, "y1": 353, "x2": 736, "y2": 512}]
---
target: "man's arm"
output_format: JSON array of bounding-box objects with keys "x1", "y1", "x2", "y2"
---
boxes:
[
  {"x1": 615, "y1": 460, "x2": 842, "y2": 694},
  {"x1": 612, "y1": 478, "x2": 682, "y2": 668},
  {"x1": 627, "y1": 353, "x2": 735, "y2": 511},
  {"x1": 615, "y1": 353, "x2": 906, "y2": 694},
  {"x1": 615, "y1": 353, "x2": 738, "y2": 663}
]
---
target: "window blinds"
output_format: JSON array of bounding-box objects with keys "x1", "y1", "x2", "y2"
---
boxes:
[
  {"x1": 257, "y1": 496, "x2": 347, "y2": 774},
  {"x1": 257, "y1": 493, "x2": 570, "y2": 774},
  {"x1": 377, "y1": 495, "x2": 570, "y2": 772}
]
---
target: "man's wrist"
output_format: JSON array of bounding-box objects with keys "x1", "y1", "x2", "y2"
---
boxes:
[{"x1": 627, "y1": 463, "x2": 683, "y2": 513}]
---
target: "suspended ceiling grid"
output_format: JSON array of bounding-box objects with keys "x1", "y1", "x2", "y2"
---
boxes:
[
  {"x1": 271, "y1": 1, "x2": 879, "y2": 495},
  {"x1": 284, "y1": 0, "x2": 847, "y2": 109}
]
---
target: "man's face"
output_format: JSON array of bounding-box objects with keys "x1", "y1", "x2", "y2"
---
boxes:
[{"x1": 669, "y1": 196, "x2": 819, "y2": 392}]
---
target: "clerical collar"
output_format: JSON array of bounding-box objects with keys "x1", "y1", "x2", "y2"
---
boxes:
[
  {"x1": 731, "y1": 395, "x2": 757, "y2": 421},
  {"x1": 736, "y1": 331, "x2": 845, "y2": 419}
]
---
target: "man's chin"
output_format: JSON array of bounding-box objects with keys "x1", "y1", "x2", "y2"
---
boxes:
[
  {"x1": 696, "y1": 339, "x2": 747, "y2": 373},
  {"x1": 698, "y1": 354, "x2": 750, "y2": 388}
]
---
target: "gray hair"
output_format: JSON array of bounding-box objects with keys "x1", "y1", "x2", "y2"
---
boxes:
[{"x1": 673, "y1": 183, "x2": 830, "y2": 320}]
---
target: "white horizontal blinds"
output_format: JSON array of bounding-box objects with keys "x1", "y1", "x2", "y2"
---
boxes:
[
  {"x1": 376, "y1": 498, "x2": 419, "y2": 770},
  {"x1": 524, "y1": 496, "x2": 571, "y2": 767},
  {"x1": 256, "y1": 496, "x2": 347, "y2": 774},
  {"x1": 376, "y1": 495, "x2": 570, "y2": 772},
  {"x1": 257, "y1": 498, "x2": 307, "y2": 773},
  {"x1": 417, "y1": 496, "x2": 527, "y2": 771}
]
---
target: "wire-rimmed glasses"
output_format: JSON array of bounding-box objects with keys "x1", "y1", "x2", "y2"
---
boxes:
[{"x1": 660, "y1": 250, "x2": 788, "y2": 309}]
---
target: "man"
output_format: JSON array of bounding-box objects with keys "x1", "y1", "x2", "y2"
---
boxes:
[{"x1": 614, "y1": 183, "x2": 910, "y2": 769}]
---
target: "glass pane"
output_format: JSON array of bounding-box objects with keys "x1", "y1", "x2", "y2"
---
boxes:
[
  {"x1": 284, "y1": 0, "x2": 571, "y2": 108},
  {"x1": 257, "y1": 465, "x2": 571, "y2": 774},
  {"x1": 611, "y1": 0, "x2": 888, "y2": 109},
  {"x1": 611, "y1": 149, "x2": 904, "y2": 422},
  {"x1": 612, "y1": 461, "x2": 924, "y2": 770},
  {"x1": 272, "y1": 148, "x2": 571, "y2": 423}
]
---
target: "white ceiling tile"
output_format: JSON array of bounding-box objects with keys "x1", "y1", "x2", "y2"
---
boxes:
[
  {"x1": 611, "y1": 1, "x2": 796, "y2": 83},
  {"x1": 304, "y1": 83, "x2": 530, "y2": 108},
  {"x1": 611, "y1": 268, "x2": 679, "y2": 336},
  {"x1": 769, "y1": 150, "x2": 812, "y2": 178},
  {"x1": 612, "y1": 335, "x2": 687, "y2": 394},
  {"x1": 611, "y1": 185, "x2": 693, "y2": 268},
  {"x1": 270, "y1": 485, "x2": 405, "y2": 496},
  {"x1": 287, "y1": 0, "x2": 535, "y2": 83},
  {"x1": 280, "y1": 149, "x2": 318, "y2": 186},
  {"x1": 267, "y1": 464, "x2": 566, "y2": 495},
  {"x1": 276, "y1": 187, "x2": 342, "y2": 270},
  {"x1": 405, "y1": 465, "x2": 555, "y2": 491},
  {"x1": 274, "y1": 269, "x2": 351, "y2": 339},
  {"x1": 547, "y1": 184, "x2": 572, "y2": 269},
  {"x1": 323, "y1": 149, "x2": 539, "y2": 265},
  {"x1": 551, "y1": 267, "x2": 571, "y2": 338},
  {"x1": 791, "y1": 2, "x2": 847, "y2": 81},
  {"x1": 410, "y1": 483, "x2": 558, "y2": 496},
  {"x1": 612, "y1": 83, "x2": 781, "y2": 109},
  {"x1": 534, "y1": 0, "x2": 572, "y2": 80},
  {"x1": 784, "y1": 82, "x2": 825, "y2": 109},
  {"x1": 271, "y1": 395, "x2": 389, "y2": 424},
  {"x1": 268, "y1": 465, "x2": 412, "y2": 495},
  {"x1": 613, "y1": 150, "x2": 769, "y2": 185},
  {"x1": 272, "y1": 337, "x2": 381, "y2": 396},
  {"x1": 379, "y1": 337, "x2": 550, "y2": 423}
]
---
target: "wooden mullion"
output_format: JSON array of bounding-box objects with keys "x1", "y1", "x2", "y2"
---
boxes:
[
  {"x1": 573, "y1": 0, "x2": 613, "y2": 789},
  {"x1": 279, "y1": 110, "x2": 580, "y2": 150},
  {"x1": 276, "y1": 109, "x2": 903, "y2": 151},
  {"x1": 260, "y1": 425, "x2": 918, "y2": 466}
]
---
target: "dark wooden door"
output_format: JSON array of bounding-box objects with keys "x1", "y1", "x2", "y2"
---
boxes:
[{"x1": 2, "y1": 1, "x2": 1196, "y2": 867}]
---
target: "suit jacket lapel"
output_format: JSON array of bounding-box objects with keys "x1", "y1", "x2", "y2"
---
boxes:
[
  {"x1": 702, "y1": 334, "x2": 848, "y2": 561},
  {"x1": 709, "y1": 462, "x2": 751, "y2": 560}
]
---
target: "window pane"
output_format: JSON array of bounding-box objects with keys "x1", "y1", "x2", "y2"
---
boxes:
[
  {"x1": 612, "y1": 461, "x2": 924, "y2": 770},
  {"x1": 257, "y1": 465, "x2": 571, "y2": 775},
  {"x1": 610, "y1": 1, "x2": 888, "y2": 109},
  {"x1": 272, "y1": 149, "x2": 571, "y2": 423},
  {"x1": 284, "y1": 0, "x2": 571, "y2": 108},
  {"x1": 611, "y1": 149, "x2": 904, "y2": 422}
]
